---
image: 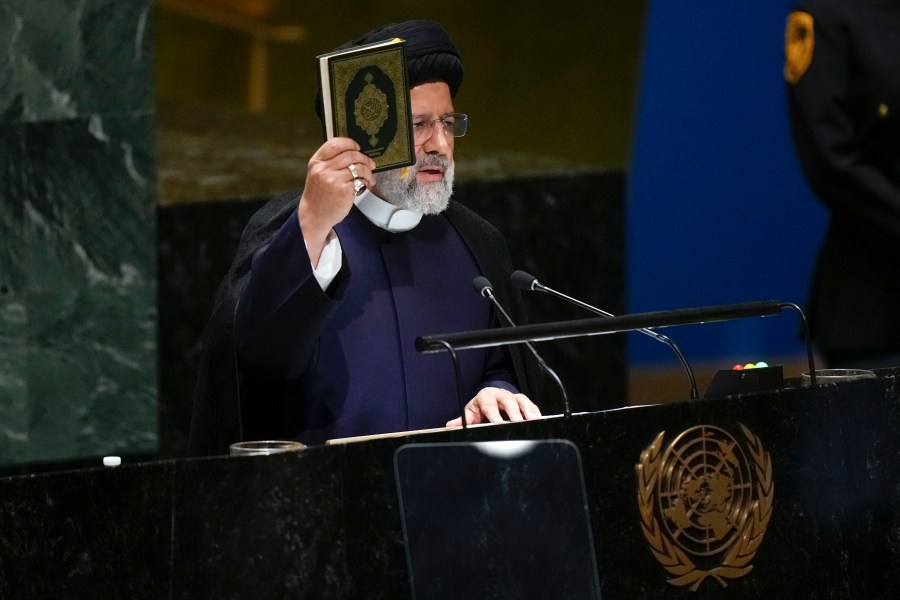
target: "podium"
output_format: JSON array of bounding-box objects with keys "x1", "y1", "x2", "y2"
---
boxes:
[{"x1": 2, "y1": 371, "x2": 899, "y2": 598}]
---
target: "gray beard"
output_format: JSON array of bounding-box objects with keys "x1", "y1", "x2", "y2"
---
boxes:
[{"x1": 373, "y1": 155, "x2": 454, "y2": 215}]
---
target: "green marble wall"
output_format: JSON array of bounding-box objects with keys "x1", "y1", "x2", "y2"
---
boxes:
[{"x1": 0, "y1": 0, "x2": 157, "y2": 466}]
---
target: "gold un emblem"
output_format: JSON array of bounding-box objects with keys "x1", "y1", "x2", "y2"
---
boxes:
[{"x1": 636, "y1": 424, "x2": 774, "y2": 591}]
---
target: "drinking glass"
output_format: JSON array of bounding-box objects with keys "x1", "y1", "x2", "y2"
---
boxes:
[
  {"x1": 229, "y1": 440, "x2": 306, "y2": 456},
  {"x1": 800, "y1": 368, "x2": 877, "y2": 387}
]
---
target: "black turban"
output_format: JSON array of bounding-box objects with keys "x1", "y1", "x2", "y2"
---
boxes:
[{"x1": 315, "y1": 20, "x2": 463, "y2": 122}]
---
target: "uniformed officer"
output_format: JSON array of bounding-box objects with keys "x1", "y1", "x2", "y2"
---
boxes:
[{"x1": 785, "y1": 0, "x2": 900, "y2": 368}]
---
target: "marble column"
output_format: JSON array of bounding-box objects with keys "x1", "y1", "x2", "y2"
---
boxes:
[{"x1": 0, "y1": 0, "x2": 157, "y2": 465}]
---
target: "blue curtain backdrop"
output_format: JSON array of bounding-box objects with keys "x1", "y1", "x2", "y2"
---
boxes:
[{"x1": 628, "y1": 0, "x2": 827, "y2": 366}]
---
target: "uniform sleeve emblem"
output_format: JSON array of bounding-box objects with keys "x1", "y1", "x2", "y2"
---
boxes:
[{"x1": 784, "y1": 11, "x2": 815, "y2": 84}]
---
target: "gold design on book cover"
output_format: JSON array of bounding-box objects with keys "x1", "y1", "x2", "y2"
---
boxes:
[
  {"x1": 784, "y1": 11, "x2": 814, "y2": 84},
  {"x1": 354, "y1": 71, "x2": 389, "y2": 147},
  {"x1": 636, "y1": 424, "x2": 774, "y2": 591}
]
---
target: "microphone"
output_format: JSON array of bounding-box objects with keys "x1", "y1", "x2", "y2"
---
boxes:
[
  {"x1": 511, "y1": 270, "x2": 700, "y2": 401},
  {"x1": 473, "y1": 276, "x2": 572, "y2": 418}
]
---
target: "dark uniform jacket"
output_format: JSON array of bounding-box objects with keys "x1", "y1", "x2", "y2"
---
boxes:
[
  {"x1": 787, "y1": 0, "x2": 900, "y2": 357},
  {"x1": 188, "y1": 190, "x2": 539, "y2": 456}
]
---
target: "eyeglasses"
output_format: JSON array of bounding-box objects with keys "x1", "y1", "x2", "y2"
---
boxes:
[{"x1": 412, "y1": 113, "x2": 468, "y2": 142}]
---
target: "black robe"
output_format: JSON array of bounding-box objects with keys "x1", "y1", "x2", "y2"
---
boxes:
[{"x1": 188, "y1": 190, "x2": 540, "y2": 456}]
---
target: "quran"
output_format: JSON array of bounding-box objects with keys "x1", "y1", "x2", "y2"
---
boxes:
[{"x1": 316, "y1": 37, "x2": 415, "y2": 172}]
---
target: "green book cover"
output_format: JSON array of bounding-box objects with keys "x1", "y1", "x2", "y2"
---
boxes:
[{"x1": 317, "y1": 38, "x2": 415, "y2": 172}]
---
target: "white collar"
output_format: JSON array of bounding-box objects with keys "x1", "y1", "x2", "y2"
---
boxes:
[{"x1": 354, "y1": 188, "x2": 423, "y2": 232}]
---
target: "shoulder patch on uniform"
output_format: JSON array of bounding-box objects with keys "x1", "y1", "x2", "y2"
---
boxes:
[{"x1": 784, "y1": 11, "x2": 814, "y2": 84}]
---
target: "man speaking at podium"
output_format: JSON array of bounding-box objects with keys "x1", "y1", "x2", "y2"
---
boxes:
[{"x1": 189, "y1": 20, "x2": 543, "y2": 455}]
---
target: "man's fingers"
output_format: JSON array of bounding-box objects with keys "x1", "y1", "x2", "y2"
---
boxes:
[
  {"x1": 515, "y1": 394, "x2": 542, "y2": 419},
  {"x1": 313, "y1": 138, "x2": 377, "y2": 171},
  {"x1": 445, "y1": 407, "x2": 485, "y2": 428},
  {"x1": 475, "y1": 395, "x2": 505, "y2": 423},
  {"x1": 522, "y1": 401, "x2": 543, "y2": 419},
  {"x1": 313, "y1": 137, "x2": 361, "y2": 160},
  {"x1": 496, "y1": 394, "x2": 525, "y2": 422},
  {"x1": 446, "y1": 388, "x2": 542, "y2": 428}
]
